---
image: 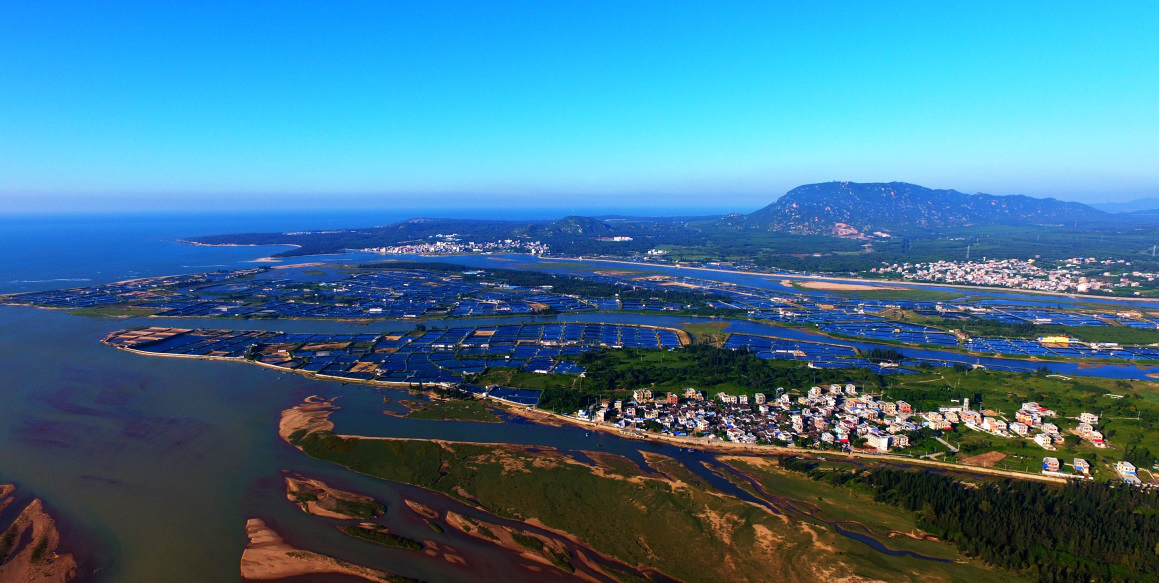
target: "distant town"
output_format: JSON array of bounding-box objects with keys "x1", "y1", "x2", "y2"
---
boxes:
[
  {"x1": 876, "y1": 257, "x2": 1157, "y2": 295},
  {"x1": 360, "y1": 233, "x2": 550, "y2": 256}
]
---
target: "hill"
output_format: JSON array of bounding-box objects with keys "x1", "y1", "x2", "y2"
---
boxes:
[
  {"x1": 733, "y1": 181, "x2": 1105, "y2": 237},
  {"x1": 514, "y1": 215, "x2": 614, "y2": 238},
  {"x1": 1091, "y1": 197, "x2": 1159, "y2": 213}
]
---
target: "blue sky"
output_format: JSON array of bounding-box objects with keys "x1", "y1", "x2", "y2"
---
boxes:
[{"x1": 1, "y1": 2, "x2": 1157, "y2": 213}]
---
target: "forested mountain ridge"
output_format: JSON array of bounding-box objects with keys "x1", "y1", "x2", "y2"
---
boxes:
[{"x1": 729, "y1": 181, "x2": 1105, "y2": 236}]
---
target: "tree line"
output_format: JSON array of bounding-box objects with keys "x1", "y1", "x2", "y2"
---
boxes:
[
  {"x1": 781, "y1": 458, "x2": 1159, "y2": 582},
  {"x1": 528, "y1": 345, "x2": 890, "y2": 412}
]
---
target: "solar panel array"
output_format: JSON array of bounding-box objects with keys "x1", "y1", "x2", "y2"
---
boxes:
[
  {"x1": 818, "y1": 321, "x2": 959, "y2": 346},
  {"x1": 965, "y1": 337, "x2": 1159, "y2": 360},
  {"x1": 18, "y1": 264, "x2": 1159, "y2": 372},
  {"x1": 973, "y1": 308, "x2": 1108, "y2": 326},
  {"x1": 723, "y1": 334, "x2": 856, "y2": 361},
  {"x1": 723, "y1": 334, "x2": 919, "y2": 374},
  {"x1": 1107, "y1": 316, "x2": 1159, "y2": 330},
  {"x1": 106, "y1": 323, "x2": 686, "y2": 389}
]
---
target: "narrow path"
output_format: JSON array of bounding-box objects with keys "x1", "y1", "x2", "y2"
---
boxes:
[{"x1": 935, "y1": 437, "x2": 959, "y2": 453}]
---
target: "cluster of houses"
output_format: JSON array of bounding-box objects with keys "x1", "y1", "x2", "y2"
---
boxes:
[
  {"x1": 362, "y1": 234, "x2": 550, "y2": 256},
  {"x1": 567, "y1": 379, "x2": 1153, "y2": 485},
  {"x1": 569, "y1": 384, "x2": 1129, "y2": 475},
  {"x1": 1062, "y1": 257, "x2": 1158, "y2": 293},
  {"x1": 874, "y1": 258, "x2": 1126, "y2": 294},
  {"x1": 574, "y1": 383, "x2": 961, "y2": 452},
  {"x1": 1042, "y1": 456, "x2": 1091, "y2": 478},
  {"x1": 1074, "y1": 412, "x2": 1106, "y2": 448},
  {"x1": 959, "y1": 401, "x2": 1106, "y2": 452},
  {"x1": 1004, "y1": 401, "x2": 1065, "y2": 449},
  {"x1": 872, "y1": 256, "x2": 1158, "y2": 295},
  {"x1": 1044, "y1": 457, "x2": 1148, "y2": 486}
]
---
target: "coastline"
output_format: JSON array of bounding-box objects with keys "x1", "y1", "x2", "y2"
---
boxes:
[
  {"x1": 123, "y1": 336, "x2": 1159, "y2": 390},
  {"x1": 177, "y1": 240, "x2": 302, "y2": 251},
  {"x1": 99, "y1": 320, "x2": 692, "y2": 390}
]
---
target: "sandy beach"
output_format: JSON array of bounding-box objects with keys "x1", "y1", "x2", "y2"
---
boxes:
[{"x1": 239, "y1": 518, "x2": 391, "y2": 582}]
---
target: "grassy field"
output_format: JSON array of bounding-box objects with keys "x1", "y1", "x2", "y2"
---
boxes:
[
  {"x1": 679, "y1": 320, "x2": 729, "y2": 345},
  {"x1": 468, "y1": 368, "x2": 580, "y2": 391},
  {"x1": 290, "y1": 430, "x2": 1014, "y2": 582},
  {"x1": 403, "y1": 399, "x2": 501, "y2": 423}
]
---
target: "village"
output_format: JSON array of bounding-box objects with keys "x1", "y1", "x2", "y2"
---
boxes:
[
  {"x1": 873, "y1": 257, "x2": 1158, "y2": 295},
  {"x1": 566, "y1": 382, "x2": 1142, "y2": 483},
  {"x1": 359, "y1": 233, "x2": 550, "y2": 256}
]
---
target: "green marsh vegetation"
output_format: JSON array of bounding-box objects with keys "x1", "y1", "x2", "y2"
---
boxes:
[
  {"x1": 403, "y1": 399, "x2": 501, "y2": 423},
  {"x1": 342, "y1": 524, "x2": 423, "y2": 551},
  {"x1": 288, "y1": 430, "x2": 1010, "y2": 582}
]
